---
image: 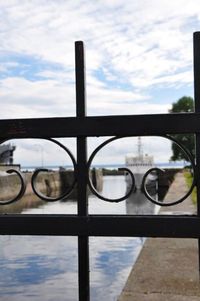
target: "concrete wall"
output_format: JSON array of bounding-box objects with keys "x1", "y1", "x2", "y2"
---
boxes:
[{"x1": 0, "y1": 168, "x2": 103, "y2": 202}]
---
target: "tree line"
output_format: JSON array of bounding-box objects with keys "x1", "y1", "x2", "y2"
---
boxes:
[{"x1": 169, "y1": 96, "x2": 194, "y2": 162}]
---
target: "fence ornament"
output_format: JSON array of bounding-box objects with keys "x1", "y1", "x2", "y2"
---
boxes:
[
  {"x1": 0, "y1": 134, "x2": 196, "y2": 205},
  {"x1": 0, "y1": 169, "x2": 26, "y2": 205},
  {"x1": 87, "y1": 136, "x2": 136, "y2": 202},
  {"x1": 141, "y1": 134, "x2": 196, "y2": 206},
  {"x1": 0, "y1": 34, "x2": 200, "y2": 300},
  {"x1": 30, "y1": 138, "x2": 77, "y2": 202}
]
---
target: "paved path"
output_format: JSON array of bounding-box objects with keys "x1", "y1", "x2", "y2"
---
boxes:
[{"x1": 118, "y1": 172, "x2": 200, "y2": 301}]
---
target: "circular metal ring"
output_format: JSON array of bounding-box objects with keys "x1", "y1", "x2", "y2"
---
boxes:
[
  {"x1": 0, "y1": 169, "x2": 26, "y2": 205},
  {"x1": 31, "y1": 138, "x2": 77, "y2": 202},
  {"x1": 87, "y1": 136, "x2": 136, "y2": 202},
  {"x1": 141, "y1": 134, "x2": 196, "y2": 206}
]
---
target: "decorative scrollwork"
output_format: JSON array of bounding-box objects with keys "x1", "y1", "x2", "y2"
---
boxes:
[
  {"x1": 141, "y1": 134, "x2": 196, "y2": 206},
  {"x1": 88, "y1": 135, "x2": 196, "y2": 206},
  {"x1": 31, "y1": 138, "x2": 77, "y2": 202},
  {"x1": 0, "y1": 138, "x2": 77, "y2": 204},
  {"x1": 0, "y1": 134, "x2": 196, "y2": 206},
  {"x1": 87, "y1": 136, "x2": 136, "y2": 202},
  {"x1": 0, "y1": 169, "x2": 26, "y2": 205}
]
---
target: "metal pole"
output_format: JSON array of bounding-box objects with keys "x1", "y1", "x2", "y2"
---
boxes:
[
  {"x1": 75, "y1": 41, "x2": 90, "y2": 300},
  {"x1": 193, "y1": 31, "x2": 200, "y2": 276}
]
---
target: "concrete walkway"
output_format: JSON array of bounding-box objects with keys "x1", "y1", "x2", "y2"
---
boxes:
[{"x1": 118, "y1": 172, "x2": 200, "y2": 301}]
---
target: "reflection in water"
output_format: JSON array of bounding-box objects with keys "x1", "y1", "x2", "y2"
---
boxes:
[
  {"x1": 0, "y1": 176, "x2": 157, "y2": 301},
  {"x1": 90, "y1": 237, "x2": 142, "y2": 300},
  {"x1": 126, "y1": 189, "x2": 157, "y2": 215},
  {"x1": 0, "y1": 236, "x2": 78, "y2": 301}
]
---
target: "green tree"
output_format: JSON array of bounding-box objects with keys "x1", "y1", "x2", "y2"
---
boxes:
[{"x1": 169, "y1": 96, "x2": 195, "y2": 162}]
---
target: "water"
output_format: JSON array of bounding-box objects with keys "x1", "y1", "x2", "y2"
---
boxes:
[
  {"x1": 22, "y1": 161, "x2": 184, "y2": 172},
  {"x1": 0, "y1": 176, "x2": 156, "y2": 301}
]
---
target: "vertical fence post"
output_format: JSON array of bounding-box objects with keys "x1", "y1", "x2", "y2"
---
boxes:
[
  {"x1": 193, "y1": 31, "x2": 200, "y2": 275},
  {"x1": 75, "y1": 41, "x2": 90, "y2": 300}
]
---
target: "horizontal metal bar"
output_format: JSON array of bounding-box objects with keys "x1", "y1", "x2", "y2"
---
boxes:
[
  {"x1": 0, "y1": 113, "x2": 199, "y2": 139},
  {"x1": 0, "y1": 214, "x2": 200, "y2": 238}
]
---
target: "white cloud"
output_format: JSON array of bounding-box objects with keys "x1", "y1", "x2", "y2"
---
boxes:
[
  {"x1": 0, "y1": 0, "x2": 198, "y2": 164},
  {"x1": 88, "y1": 136, "x2": 173, "y2": 165},
  {"x1": 0, "y1": 0, "x2": 198, "y2": 89},
  {"x1": 0, "y1": 74, "x2": 166, "y2": 119},
  {"x1": 0, "y1": 76, "x2": 76, "y2": 118}
]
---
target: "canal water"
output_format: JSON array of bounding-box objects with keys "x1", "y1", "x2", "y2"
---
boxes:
[{"x1": 0, "y1": 176, "x2": 156, "y2": 301}]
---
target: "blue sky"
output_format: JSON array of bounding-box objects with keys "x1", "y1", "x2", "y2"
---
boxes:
[{"x1": 0, "y1": 0, "x2": 199, "y2": 165}]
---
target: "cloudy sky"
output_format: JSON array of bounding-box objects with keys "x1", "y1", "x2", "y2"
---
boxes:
[{"x1": 0, "y1": 0, "x2": 199, "y2": 166}]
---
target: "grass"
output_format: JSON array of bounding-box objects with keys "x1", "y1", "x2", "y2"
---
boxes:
[{"x1": 184, "y1": 170, "x2": 197, "y2": 204}]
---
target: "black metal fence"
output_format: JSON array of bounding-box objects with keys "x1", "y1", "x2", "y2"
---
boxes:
[{"x1": 0, "y1": 32, "x2": 200, "y2": 300}]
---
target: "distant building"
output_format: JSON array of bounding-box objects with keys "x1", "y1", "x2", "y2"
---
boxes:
[
  {"x1": 125, "y1": 137, "x2": 155, "y2": 190},
  {"x1": 0, "y1": 144, "x2": 16, "y2": 164}
]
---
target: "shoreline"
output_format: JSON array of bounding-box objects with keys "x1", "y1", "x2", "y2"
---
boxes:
[
  {"x1": 0, "y1": 168, "x2": 103, "y2": 213},
  {"x1": 118, "y1": 172, "x2": 200, "y2": 300}
]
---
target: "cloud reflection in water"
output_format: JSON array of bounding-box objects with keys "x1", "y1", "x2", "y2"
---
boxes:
[{"x1": 0, "y1": 175, "x2": 155, "y2": 300}]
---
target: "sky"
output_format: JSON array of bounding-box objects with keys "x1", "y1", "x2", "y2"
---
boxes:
[{"x1": 0, "y1": 0, "x2": 199, "y2": 166}]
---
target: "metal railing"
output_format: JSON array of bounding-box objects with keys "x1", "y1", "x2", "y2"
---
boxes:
[{"x1": 0, "y1": 32, "x2": 200, "y2": 300}]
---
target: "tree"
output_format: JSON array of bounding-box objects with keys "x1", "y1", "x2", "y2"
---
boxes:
[
  {"x1": 169, "y1": 96, "x2": 194, "y2": 113},
  {"x1": 169, "y1": 96, "x2": 195, "y2": 162}
]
